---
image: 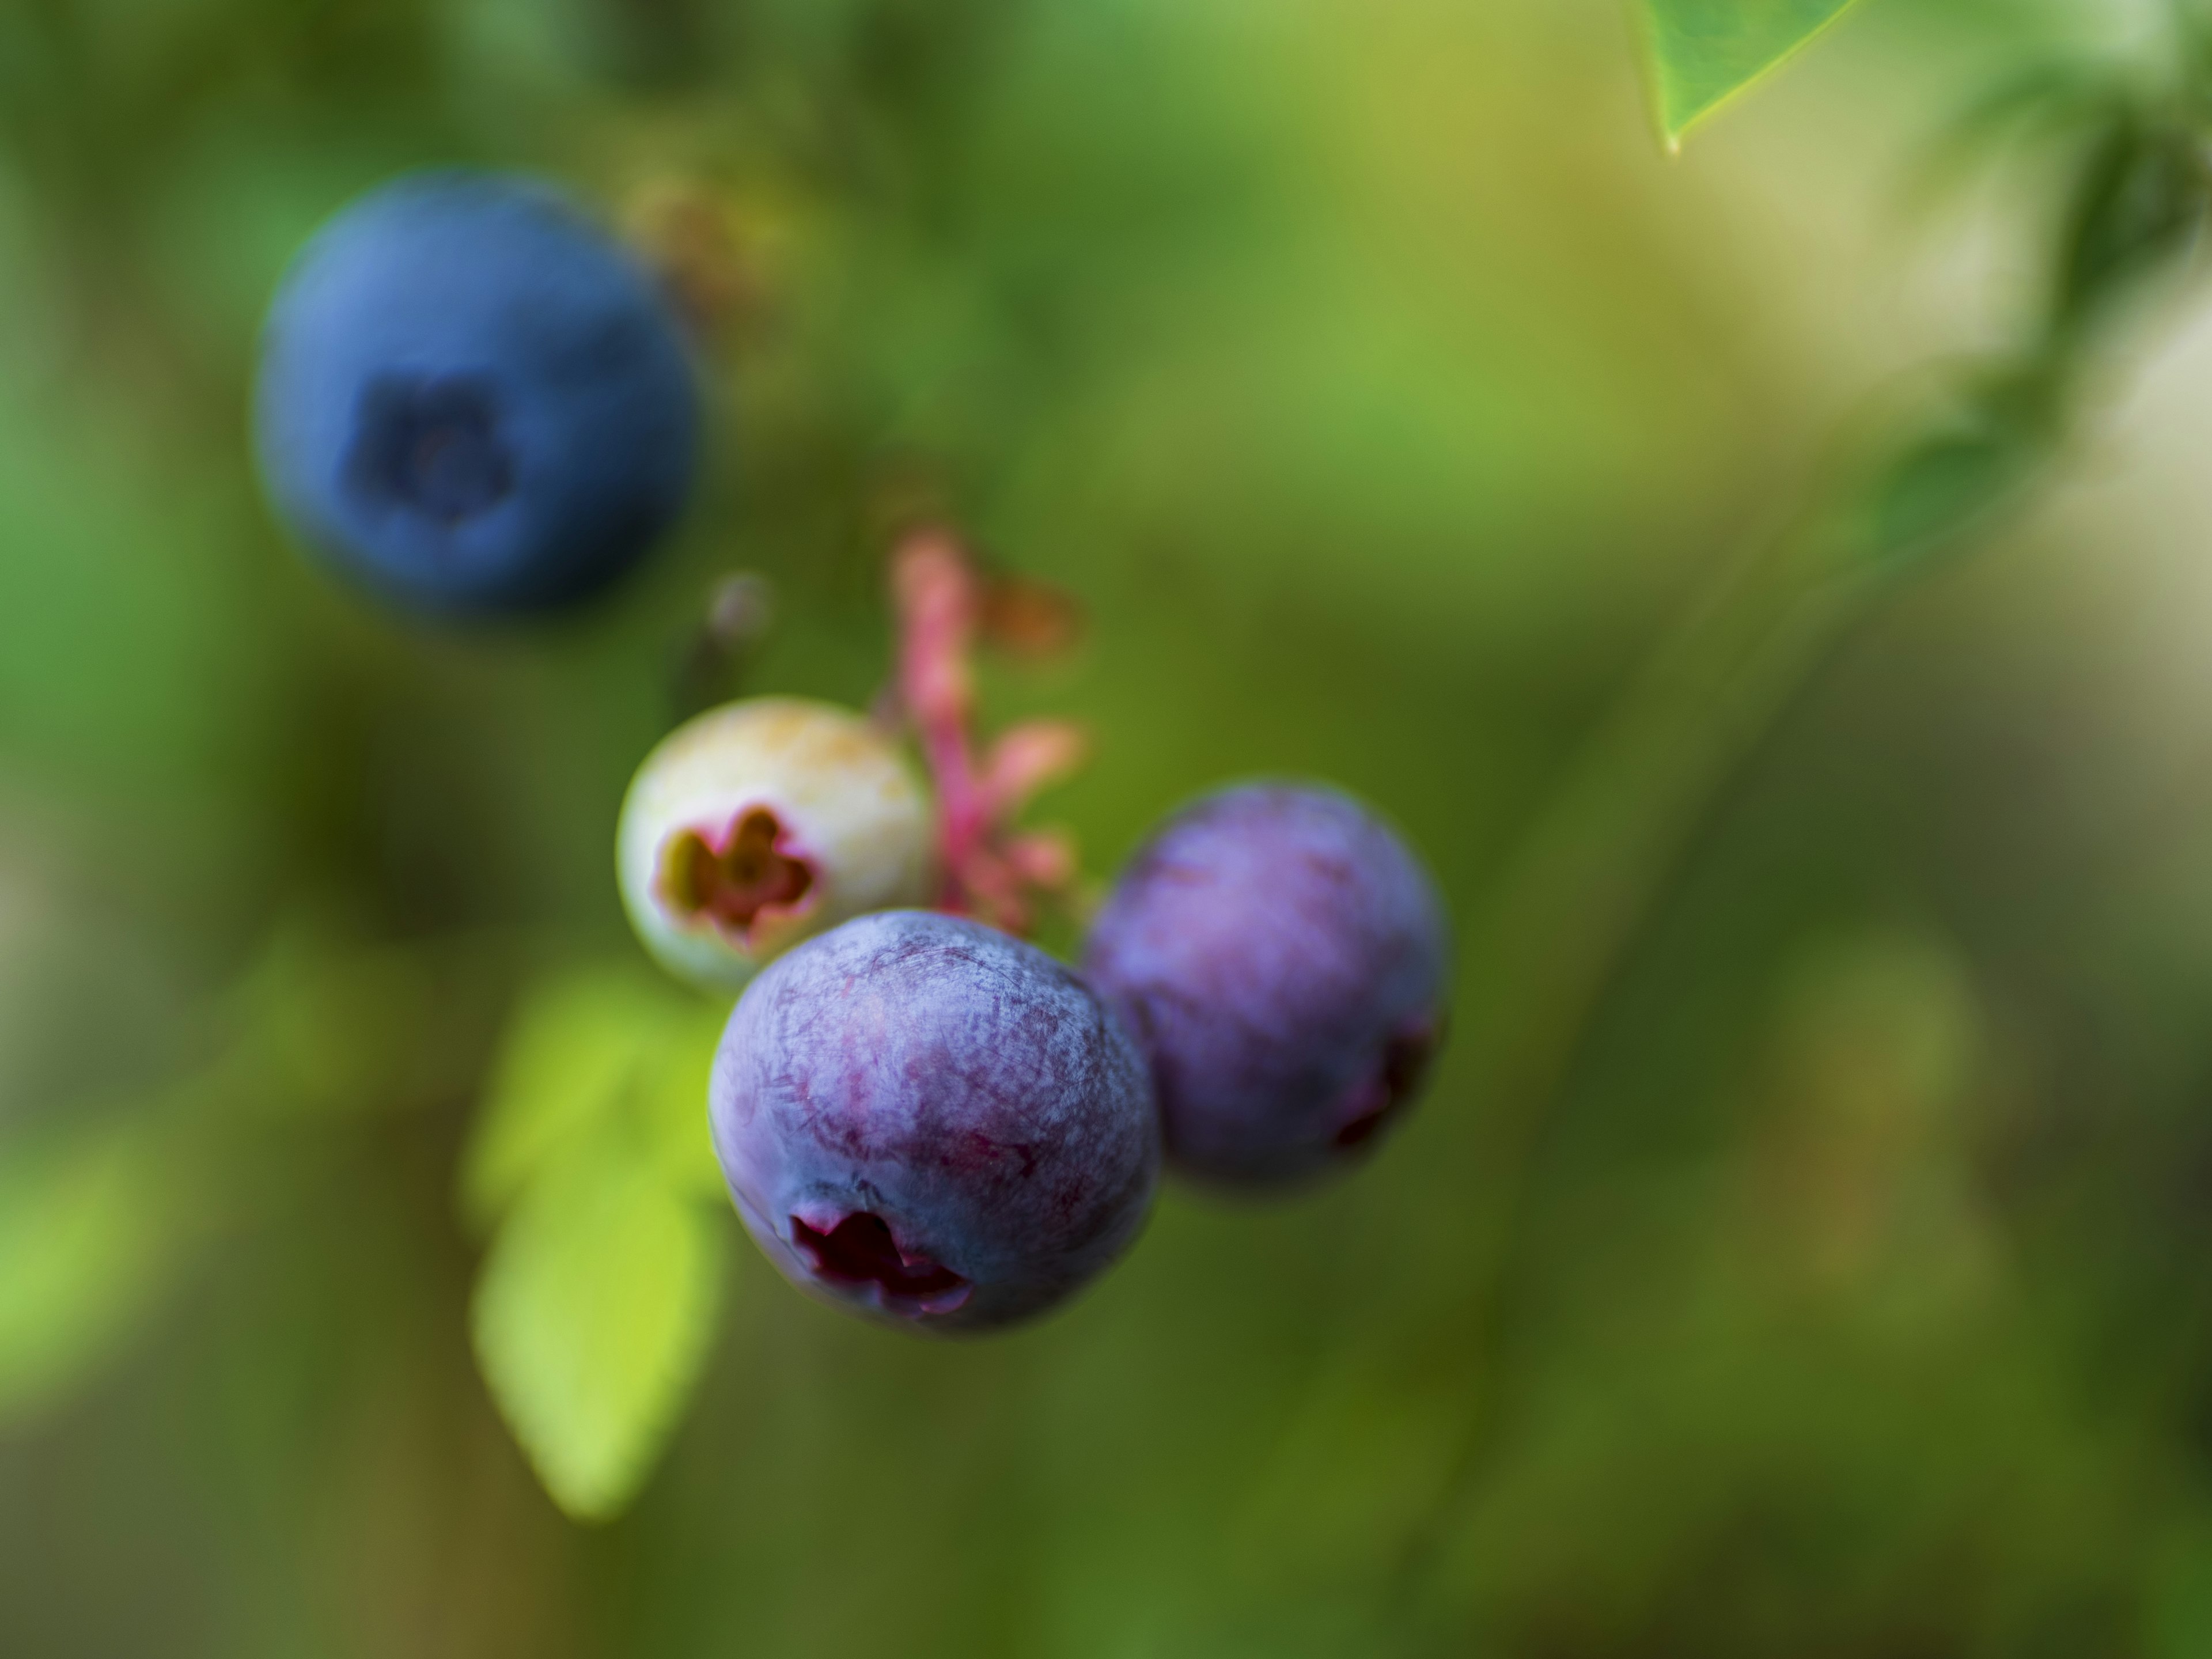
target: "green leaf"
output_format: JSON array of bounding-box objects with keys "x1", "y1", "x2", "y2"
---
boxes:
[
  {"x1": 1862, "y1": 429, "x2": 2028, "y2": 564},
  {"x1": 1641, "y1": 0, "x2": 1865, "y2": 146},
  {"x1": 471, "y1": 1136, "x2": 729, "y2": 1522},
  {"x1": 464, "y1": 964, "x2": 726, "y2": 1232},
  {"x1": 0, "y1": 1124, "x2": 190, "y2": 1422},
  {"x1": 638, "y1": 1003, "x2": 732, "y2": 1203},
  {"x1": 2054, "y1": 117, "x2": 2212, "y2": 335},
  {"x1": 1858, "y1": 365, "x2": 2055, "y2": 570},
  {"x1": 463, "y1": 960, "x2": 737, "y2": 1520}
]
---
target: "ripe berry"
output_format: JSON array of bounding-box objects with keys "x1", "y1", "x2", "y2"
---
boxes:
[
  {"x1": 618, "y1": 698, "x2": 934, "y2": 990},
  {"x1": 1082, "y1": 783, "x2": 1450, "y2": 1188},
  {"x1": 711, "y1": 911, "x2": 1158, "y2": 1331},
  {"x1": 254, "y1": 169, "x2": 699, "y2": 615}
]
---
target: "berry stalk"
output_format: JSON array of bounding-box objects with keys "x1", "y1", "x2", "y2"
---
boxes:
[{"x1": 889, "y1": 527, "x2": 1086, "y2": 935}]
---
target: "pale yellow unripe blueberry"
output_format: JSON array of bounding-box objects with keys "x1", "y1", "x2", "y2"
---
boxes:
[{"x1": 618, "y1": 698, "x2": 934, "y2": 990}]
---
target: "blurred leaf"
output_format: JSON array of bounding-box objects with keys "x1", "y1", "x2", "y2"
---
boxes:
[
  {"x1": 0, "y1": 922, "x2": 504, "y2": 1427},
  {"x1": 1912, "y1": 63, "x2": 2126, "y2": 212},
  {"x1": 1858, "y1": 368, "x2": 2054, "y2": 569},
  {"x1": 1641, "y1": 0, "x2": 1864, "y2": 145},
  {"x1": 464, "y1": 963, "x2": 727, "y2": 1232},
  {"x1": 0, "y1": 1123, "x2": 191, "y2": 1423},
  {"x1": 471, "y1": 1134, "x2": 728, "y2": 1522},
  {"x1": 1770, "y1": 927, "x2": 1981, "y2": 1116},
  {"x1": 1863, "y1": 430, "x2": 2028, "y2": 566},
  {"x1": 226, "y1": 922, "x2": 497, "y2": 1122},
  {"x1": 2054, "y1": 116, "x2": 2211, "y2": 334}
]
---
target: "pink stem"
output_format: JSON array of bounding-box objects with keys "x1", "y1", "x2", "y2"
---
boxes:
[
  {"x1": 889, "y1": 528, "x2": 1082, "y2": 934},
  {"x1": 892, "y1": 530, "x2": 994, "y2": 918}
]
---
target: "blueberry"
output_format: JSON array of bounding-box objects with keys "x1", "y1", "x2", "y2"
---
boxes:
[
  {"x1": 711, "y1": 911, "x2": 1159, "y2": 1331},
  {"x1": 1082, "y1": 783, "x2": 1450, "y2": 1188},
  {"x1": 254, "y1": 169, "x2": 700, "y2": 615},
  {"x1": 619, "y1": 698, "x2": 935, "y2": 990}
]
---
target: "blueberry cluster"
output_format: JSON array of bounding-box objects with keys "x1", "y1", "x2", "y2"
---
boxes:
[
  {"x1": 252, "y1": 172, "x2": 1450, "y2": 1338},
  {"x1": 631, "y1": 738, "x2": 1449, "y2": 1332}
]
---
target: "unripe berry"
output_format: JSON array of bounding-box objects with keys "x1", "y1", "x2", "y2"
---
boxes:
[
  {"x1": 618, "y1": 698, "x2": 932, "y2": 989},
  {"x1": 254, "y1": 169, "x2": 699, "y2": 615},
  {"x1": 711, "y1": 911, "x2": 1158, "y2": 1331},
  {"x1": 1082, "y1": 782, "x2": 1450, "y2": 1188}
]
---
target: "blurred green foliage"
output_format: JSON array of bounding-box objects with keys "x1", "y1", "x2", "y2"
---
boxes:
[{"x1": 9, "y1": 0, "x2": 2212, "y2": 1654}]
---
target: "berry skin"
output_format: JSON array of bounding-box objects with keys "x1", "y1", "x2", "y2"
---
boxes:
[
  {"x1": 1082, "y1": 783, "x2": 1450, "y2": 1188},
  {"x1": 254, "y1": 170, "x2": 699, "y2": 615},
  {"x1": 711, "y1": 911, "x2": 1159, "y2": 1331},
  {"x1": 619, "y1": 698, "x2": 934, "y2": 990}
]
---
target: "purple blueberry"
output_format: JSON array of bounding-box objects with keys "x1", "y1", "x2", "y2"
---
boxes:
[
  {"x1": 1082, "y1": 783, "x2": 1450, "y2": 1188},
  {"x1": 710, "y1": 911, "x2": 1158, "y2": 1331}
]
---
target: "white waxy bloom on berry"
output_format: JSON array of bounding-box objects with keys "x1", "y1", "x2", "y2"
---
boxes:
[{"x1": 618, "y1": 698, "x2": 934, "y2": 990}]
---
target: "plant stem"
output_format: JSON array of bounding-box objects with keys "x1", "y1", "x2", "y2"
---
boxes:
[{"x1": 1385, "y1": 528, "x2": 1897, "y2": 1613}]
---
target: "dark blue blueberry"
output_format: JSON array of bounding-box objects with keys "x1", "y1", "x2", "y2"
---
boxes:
[
  {"x1": 253, "y1": 170, "x2": 699, "y2": 615},
  {"x1": 710, "y1": 911, "x2": 1158, "y2": 1331},
  {"x1": 1082, "y1": 783, "x2": 1450, "y2": 1188}
]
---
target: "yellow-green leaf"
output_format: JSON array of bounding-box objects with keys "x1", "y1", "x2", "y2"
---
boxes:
[
  {"x1": 463, "y1": 964, "x2": 719, "y2": 1232},
  {"x1": 640, "y1": 1005, "x2": 732, "y2": 1202},
  {"x1": 1641, "y1": 0, "x2": 1865, "y2": 146},
  {"x1": 0, "y1": 1126, "x2": 183, "y2": 1422},
  {"x1": 471, "y1": 1138, "x2": 728, "y2": 1522}
]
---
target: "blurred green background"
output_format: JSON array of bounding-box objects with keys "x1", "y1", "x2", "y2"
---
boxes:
[{"x1": 12, "y1": 0, "x2": 2212, "y2": 1653}]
